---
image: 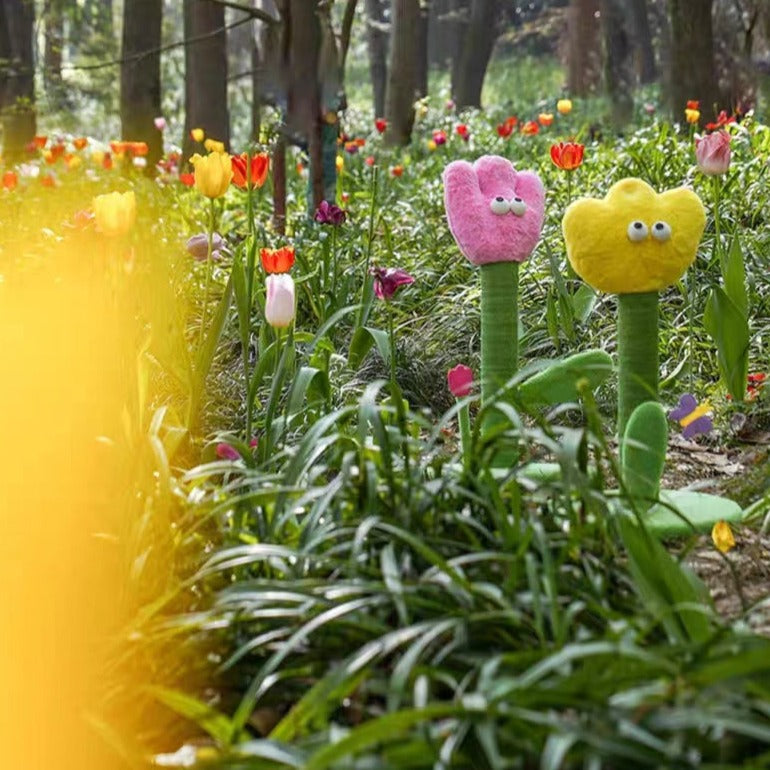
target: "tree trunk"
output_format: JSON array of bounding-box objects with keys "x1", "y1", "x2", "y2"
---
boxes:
[
  {"x1": 416, "y1": 0, "x2": 430, "y2": 98},
  {"x1": 629, "y1": 0, "x2": 655, "y2": 83},
  {"x1": 566, "y1": 0, "x2": 601, "y2": 96},
  {"x1": 272, "y1": 133, "x2": 286, "y2": 234},
  {"x1": 120, "y1": 0, "x2": 163, "y2": 171},
  {"x1": 601, "y1": 0, "x2": 634, "y2": 129},
  {"x1": 183, "y1": 0, "x2": 230, "y2": 162},
  {"x1": 0, "y1": 0, "x2": 36, "y2": 163},
  {"x1": 385, "y1": 0, "x2": 420, "y2": 145},
  {"x1": 44, "y1": 0, "x2": 66, "y2": 110},
  {"x1": 365, "y1": 0, "x2": 388, "y2": 118},
  {"x1": 452, "y1": 0, "x2": 499, "y2": 109},
  {"x1": 669, "y1": 0, "x2": 722, "y2": 123}
]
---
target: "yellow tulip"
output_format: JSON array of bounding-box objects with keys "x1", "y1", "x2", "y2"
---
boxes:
[
  {"x1": 711, "y1": 520, "x2": 736, "y2": 553},
  {"x1": 92, "y1": 191, "x2": 136, "y2": 237},
  {"x1": 190, "y1": 152, "x2": 232, "y2": 198},
  {"x1": 557, "y1": 98, "x2": 573, "y2": 115},
  {"x1": 427, "y1": 139, "x2": 437, "y2": 152},
  {"x1": 204, "y1": 138, "x2": 225, "y2": 154},
  {"x1": 685, "y1": 108, "x2": 701, "y2": 124},
  {"x1": 336, "y1": 155, "x2": 344, "y2": 172},
  {"x1": 190, "y1": 127, "x2": 205, "y2": 143}
]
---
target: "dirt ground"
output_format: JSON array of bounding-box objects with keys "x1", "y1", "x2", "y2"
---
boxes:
[{"x1": 663, "y1": 433, "x2": 770, "y2": 635}]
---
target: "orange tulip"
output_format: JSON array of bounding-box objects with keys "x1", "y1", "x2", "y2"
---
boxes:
[
  {"x1": 550, "y1": 141, "x2": 585, "y2": 171},
  {"x1": 231, "y1": 152, "x2": 270, "y2": 189},
  {"x1": 390, "y1": 165, "x2": 404, "y2": 177},
  {"x1": 73, "y1": 137, "x2": 88, "y2": 150},
  {"x1": 2, "y1": 171, "x2": 18, "y2": 191},
  {"x1": 33, "y1": 135, "x2": 47, "y2": 149},
  {"x1": 538, "y1": 112, "x2": 554, "y2": 126},
  {"x1": 521, "y1": 121, "x2": 540, "y2": 135},
  {"x1": 260, "y1": 246, "x2": 295, "y2": 274}
]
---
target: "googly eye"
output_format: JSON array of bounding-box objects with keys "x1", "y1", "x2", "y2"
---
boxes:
[
  {"x1": 508, "y1": 196, "x2": 527, "y2": 216},
  {"x1": 627, "y1": 220, "x2": 649, "y2": 242},
  {"x1": 651, "y1": 221, "x2": 672, "y2": 242},
  {"x1": 490, "y1": 196, "x2": 509, "y2": 215}
]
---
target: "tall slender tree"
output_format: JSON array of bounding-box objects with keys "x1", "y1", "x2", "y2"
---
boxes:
[
  {"x1": 669, "y1": 0, "x2": 722, "y2": 122},
  {"x1": 183, "y1": 0, "x2": 231, "y2": 162},
  {"x1": 120, "y1": 0, "x2": 163, "y2": 170},
  {"x1": 416, "y1": 0, "x2": 430, "y2": 98},
  {"x1": 385, "y1": 0, "x2": 420, "y2": 145},
  {"x1": 452, "y1": 0, "x2": 499, "y2": 109},
  {"x1": 365, "y1": 0, "x2": 389, "y2": 119},
  {"x1": 629, "y1": 0, "x2": 656, "y2": 83},
  {"x1": 0, "y1": 0, "x2": 36, "y2": 162},
  {"x1": 44, "y1": 0, "x2": 66, "y2": 110},
  {"x1": 601, "y1": 0, "x2": 634, "y2": 129},
  {"x1": 566, "y1": 0, "x2": 601, "y2": 96}
]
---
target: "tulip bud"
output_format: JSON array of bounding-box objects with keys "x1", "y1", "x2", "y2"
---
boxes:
[
  {"x1": 92, "y1": 191, "x2": 136, "y2": 237},
  {"x1": 190, "y1": 151, "x2": 233, "y2": 198},
  {"x1": 265, "y1": 274, "x2": 296, "y2": 328},
  {"x1": 695, "y1": 131, "x2": 731, "y2": 175}
]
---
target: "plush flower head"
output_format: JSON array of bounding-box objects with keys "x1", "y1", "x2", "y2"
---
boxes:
[
  {"x1": 562, "y1": 178, "x2": 705, "y2": 294},
  {"x1": 443, "y1": 155, "x2": 545, "y2": 266}
]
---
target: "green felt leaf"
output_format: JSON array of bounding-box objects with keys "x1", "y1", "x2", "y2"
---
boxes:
[
  {"x1": 517, "y1": 350, "x2": 613, "y2": 408},
  {"x1": 621, "y1": 402, "x2": 667, "y2": 510},
  {"x1": 645, "y1": 490, "x2": 744, "y2": 538}
]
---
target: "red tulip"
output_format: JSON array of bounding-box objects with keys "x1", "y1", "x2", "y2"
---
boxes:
[
  {"x1": 550, "y1": 141, "x2": 585, "y2": 171},
  {"x1": 456, "y1": 124, "x2": 470, "y2": 140},
  {"x1": 231, "y1": 152, "x2": 269, "y2": 189},
  {"x1": 260, "y1": 246, "x2": 295, "y2": 274},
  {"x1": 370, "y1": 266, "x2": 414, "y2": 300},
  {"x1": 375, "y1": 118, "x2": 387, "y2": 134}
]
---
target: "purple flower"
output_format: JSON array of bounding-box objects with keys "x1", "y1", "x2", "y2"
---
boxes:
[
  {"x1": 186, "y1": 232, "x2": 225, "y2": 261},
  {"x1": 370, "y1": 266, "x2": 415, "y2": 300},
  {"x1": 314, "y1": 199, "x2": 347, "y2": 226}
]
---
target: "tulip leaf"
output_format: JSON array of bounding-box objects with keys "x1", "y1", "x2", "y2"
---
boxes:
[
  {"x1": 232, "y1": 251, "x2": 251, "y2": 357},
  {"x1": 348, "y1": 326, "x2": 391, "y2": 370},
  {"x1": 722, "y1": 234, "x2": 748, "y2": 318},
  {"x1": 704, "y1": 286, "x2": 749, "y2": 401},
  {"x1": 286, "y1": 366, "x2": 330, "y2": 416}
]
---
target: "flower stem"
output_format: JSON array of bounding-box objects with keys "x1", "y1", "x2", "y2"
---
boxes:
[
  {"x1": 387, "y1": 303, "x2": 397, "y2": 389},
  {"x1": 712, "y1": 175, "x2": 722, "y2": 264},
  {"x1": 458, "y1": 402, "x2": 471, "y2": 471},
  {"x1": 198, "y1": 197, "x2": 216, "y2": 352},
  {"x1": 357, "y1": 165, "x2": 379, "y2": 329}
]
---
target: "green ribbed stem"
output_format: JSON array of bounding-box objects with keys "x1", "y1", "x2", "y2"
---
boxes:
[
  {"x1": 481, "y1": 261, "x2": 519, "y2": 430},
  {"x1": 617, "y1": 291, "x2": 659, "y2": 439}
]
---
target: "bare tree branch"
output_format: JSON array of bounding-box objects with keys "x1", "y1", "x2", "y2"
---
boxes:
[{"x1": 202, "y1": 0, "x2": 280, "y2": 24}]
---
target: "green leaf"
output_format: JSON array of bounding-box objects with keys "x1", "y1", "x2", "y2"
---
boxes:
[
  {"x1": 704, "y1": 286, "x2": 749, "y2": 401},
  {"x1": 621, "y1": 402, "x2": 667, "y2": 510},
  {"x1": 286, "y1": 366, "x2": 330, "y2": 416},
  {"x1": 348, "y1": 325, "x2": 391, "y2": 370},
  {"x1": 147, "y1": 686, "x2": 241, "y2": 746},
  {"x1": 616, "y1": 516, "x2": 713, "y2": 644},
  {"x1": 722, "y1": 234, "x2": 748, "y2": 318},
  {"x1": 232, "y1": 251, "x2": 251, "y2": 357},
  {"x1": 571, "y1": 284, "x2": 597, "y2": 323}
]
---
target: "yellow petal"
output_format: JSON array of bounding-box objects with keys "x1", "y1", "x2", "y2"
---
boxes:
[{"x1": 711, "y1": 520, "x2": 736, "y2": 554}]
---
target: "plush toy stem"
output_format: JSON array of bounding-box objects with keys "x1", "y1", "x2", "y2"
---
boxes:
[
  {"x1": 617, "y1": 291, "x2": 659, "y2": 438},
  {"x1": 480, "y1": 261, "x2": 519, "y2": 424}
]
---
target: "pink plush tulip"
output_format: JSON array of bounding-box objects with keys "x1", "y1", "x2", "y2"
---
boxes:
[
  {"x1": 695, "y1": 131, "x2": 731, "y2": 175},
  {"x1": 443, "y1": 155, "x2": 545, "y2": 266},
  {"x1": 447, "y1": 364, "x2": 473, "y2": 397},
  {"x1": 265, "y1": 273, "x2": 295, "y2": 328}
]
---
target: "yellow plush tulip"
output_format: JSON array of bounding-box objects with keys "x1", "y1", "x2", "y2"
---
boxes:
[
  {"x1": 92, "y1": 191, "x2": 136, "y2": 237},
  {"x1": 562, "y1": 178, "x2": 705, "y2": 294},
  {"x1": 190, "y1": 151, "x2": 232, "y2": 198}
]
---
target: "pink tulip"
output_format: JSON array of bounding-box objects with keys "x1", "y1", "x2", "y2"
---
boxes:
[
  {"x1": 265, "y1": 273, "x2": 295, "y2": 328},
  {"x1": 216, "y1": 442, "x2": 239, "y2": 460},
  {"x1": 447, "y1": 364, "x2": 473, "y2": 397},
  {"x1": 154, "y1": 116, "x2": 167, "y2": 131},
  {"x1": 695, "y1": 131, "x2": 731, "y2": 175}
]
